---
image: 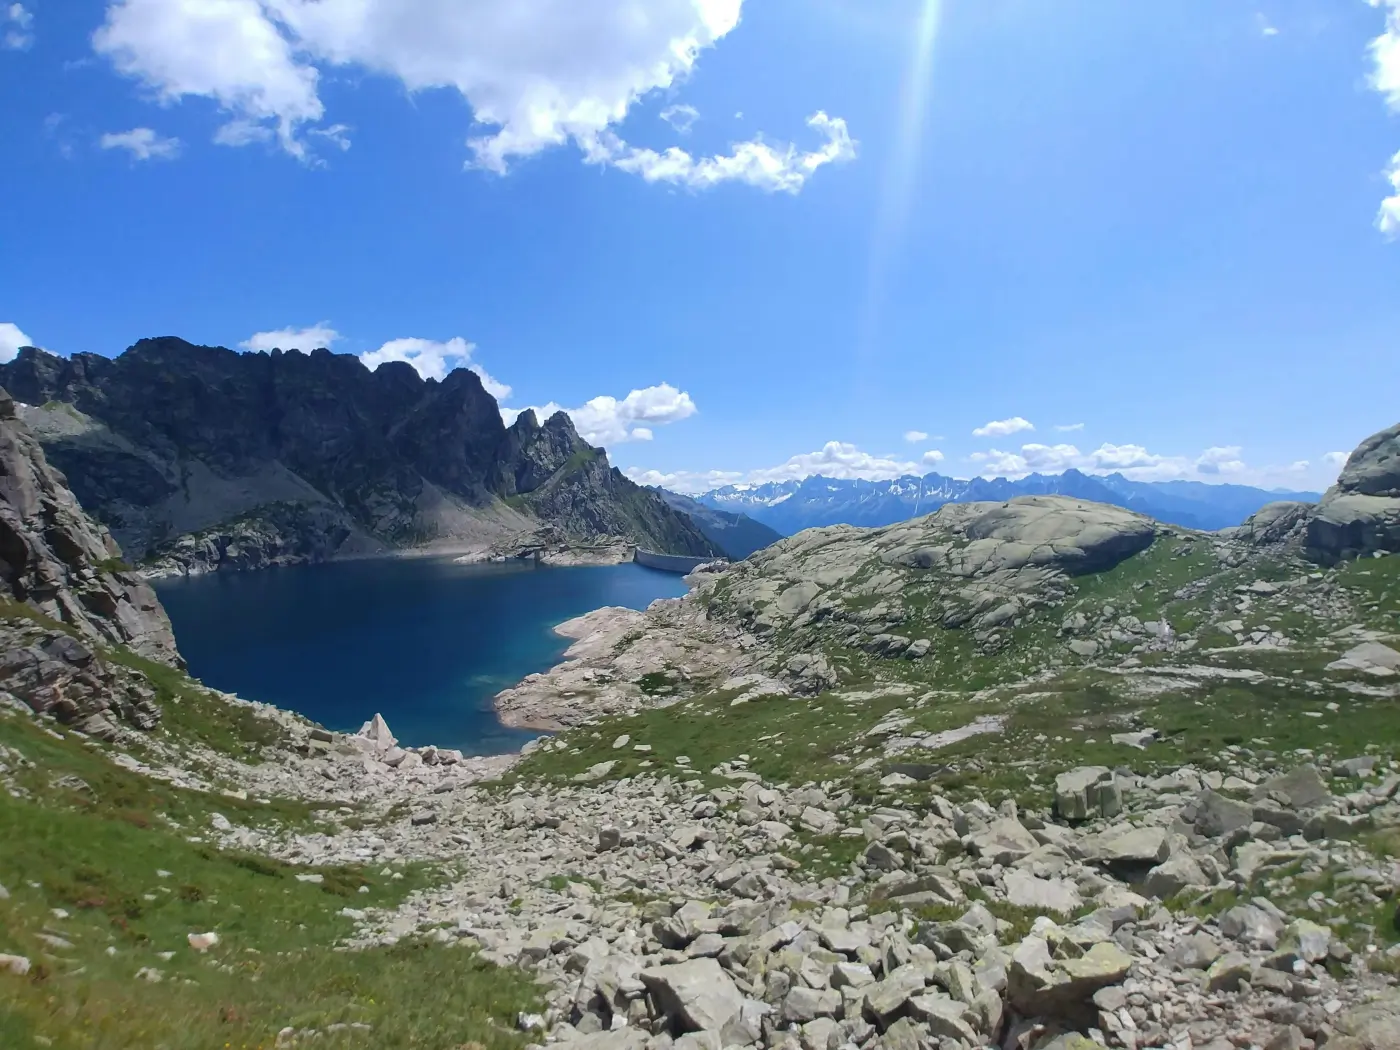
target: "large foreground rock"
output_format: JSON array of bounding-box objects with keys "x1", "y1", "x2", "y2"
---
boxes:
[
  {"x1": 1331, "y1": 991, "x2": 1400, "y2": 1050},
  {"x1": 1007, "y1": 937, "x2": 1132, "y2": 1020},
  {"x1": 1307, "y1": 422, "x2": 1400, "y2": 563},
  {"x1": 640, "y1": 958, "x2": 744, "y2": 1033}
]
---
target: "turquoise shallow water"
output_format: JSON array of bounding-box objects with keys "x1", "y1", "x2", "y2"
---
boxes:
[{"x1": 152, "y1": 558, "x2": 688, "y2": 755}]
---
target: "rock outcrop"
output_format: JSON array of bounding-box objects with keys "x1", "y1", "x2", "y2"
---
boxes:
[
  {"x1": 0, "y1": 340, "x2": 717, "y2": 575},
  {"x1": 1306, "y1": 422, "x2": 1400, "y2": 563},
  {"x1": 0, "y1": 388, "x2": 177, "y2": 663},
  {"x1": 0, "y1": 385, "x2": 177, "y2": 735}
]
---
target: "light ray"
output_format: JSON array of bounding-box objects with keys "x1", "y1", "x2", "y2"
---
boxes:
[{"x1": 855, "y1": 0, "x2": 945, "y2": 371}]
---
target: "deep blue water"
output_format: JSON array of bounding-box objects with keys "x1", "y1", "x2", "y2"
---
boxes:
[{"x1": 153, "y1": 558, "x2": 688, "y2": 755}]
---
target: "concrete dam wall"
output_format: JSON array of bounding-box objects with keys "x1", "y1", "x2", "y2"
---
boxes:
[{"x1": 633, "y1": 549, "x2": 725, "y2": 574}]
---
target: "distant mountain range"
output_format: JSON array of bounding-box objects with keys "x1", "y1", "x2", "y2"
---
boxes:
[
  {"x1": 654, "y1": 489, "x2": 784, "y2": 559},
  {"x1": 691, "y1": 468, "x2": 1322, "y2": 536}
]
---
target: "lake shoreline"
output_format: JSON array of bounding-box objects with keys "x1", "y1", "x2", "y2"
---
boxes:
[{"x1": 153, "y1": 557, "x2": 688, "y2": 757}]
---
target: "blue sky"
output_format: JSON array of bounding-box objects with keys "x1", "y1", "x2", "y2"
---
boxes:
[{"x1": 2, "y1": 0, "x2": 1398, "y2": 495}]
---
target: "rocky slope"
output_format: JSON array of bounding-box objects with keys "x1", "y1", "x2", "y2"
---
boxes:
[
  {"x1": 0, "y1": 339, "x2": 716, "y2": 576},
  {"x1": 658, "y1": 489, "x2": 784, "y2": 560},
  {"x1": 0, "y1": 385, "x2": 179, "y2": 738},
  {"x1": 698, "y1": 470, "x2": 1320, "y2": 536}
]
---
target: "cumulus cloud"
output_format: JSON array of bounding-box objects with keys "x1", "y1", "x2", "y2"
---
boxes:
[
  {"x1": 241, "y1": 322, "x2": 342, "y2": 353},
  {"x1": 89, "y1": 0, "x2": 853, "y2": 191},
  {"x1": 628, "y1": 441, "x2": 947, "y2": 494},
  {"x1": 587, "y1": 111, "x2": 855, "y2": 194},
  {"x1": 99, "y1": 126, "x2": 182, "y2": 160},
  {"x1": 1323, "y1": 450, "x2": 1349, "y2": 468},
  {"x1": 968, "y1": 440, "x2": 1264, "y2": 483},
  {"x1": 3, "y1": 3, "x2": 33, "y2": 50},
  {"x1": 0, "y1": 322, "x2": 34, "y2": 362},
  {"x1": 503, "y1": 383, "x2": 697, "y2": 445},
  {"x1": 739, "y1": 442, "x2": 926, "y2": 486},
  {"x1": 1256, "y1": 12, "x2": 1279, "y2": 37},
  {"x1": 624, "y1": 467, "x2": 745, "y2": 493},
  {"x1": 360, "y1": 336, "x2": 512, "y2": 398},
  {"x1": 1370, "y1": 1, "x2": 1400, "y2": 234},
  {"x1": 1381, "y1": 151, "x2": 1400, "y2": 237},
  {"x1": 1195, "y1": 445, "x2": 1246, "y2": 475},
  {"x1": 972, "y1": 416, "x2": 1034, "y2": 438},
  {"x1": 1053, "y1": 422, "x2": 1084, "y2": 432},
  {"x1": 94, "y1": 0, "x2": 325, "y2": 159},
  {"x1": 903, "y1": 430, "x2": 928, "y2": 443}
]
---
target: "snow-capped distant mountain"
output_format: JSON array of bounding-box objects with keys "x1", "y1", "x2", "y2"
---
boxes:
[{"x1": 695, "y1": 468, "x2": 1321, "y2": 536}]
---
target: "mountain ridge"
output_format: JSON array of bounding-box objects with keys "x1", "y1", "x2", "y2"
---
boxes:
[
  {"x1": 0, "y1": 339, "x2": 718, "y2": 574},
  {"x1": 653, "y1": 488, "x2": 783, "y2": 559},
  {"x1": 694, "y1": 465, "x2": 1321, "y2": 535}
]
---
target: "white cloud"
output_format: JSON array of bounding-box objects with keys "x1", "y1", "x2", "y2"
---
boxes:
[
  {"x1": 1022, "y1": 443, "x2": 1085, "y2": 472},
  {"x1": 903, "y1": 430, "x2": 928, "y2": 443},
  {"x1": 968, "y1": 448, "x2": 1029, "y2": 477},
  {"x1": 660, "y1": 104, "x2": 698, "y2": 135},
  {"x1": 99, "y1": 126, "x2": 182, "y2": 161},
  {"x1": 3, "y1": 2, "x2": 33, "y2": 50},
  {"x1": 744, "y1": 442, "x2": 924, "y2": 486},
  {"x1": 587, "y1": 111, "x2": 855, "y2": 194},
  {"x1": 1369, "y1": 1, "x2": 1400, "y2": 234},
  {"x1": 240, "y1": 326, "x2": 512, "y2": 399},
  {"x1": 0, "y1": 322, "x2": 34, "y2": 362},
  {"x1": 970, "y1": 440, "x2": 1261, "y2": 483},
  {"x1": 90, "y1": 0, "x2": 852, "y2": 192},
  {"x1": 972, "y1": 416, "x2": 1034, "y2": 438},
  {"x1": 504, "y1": 383, "x2": 696, "y2": 445},
  {"x1": 1380, "y1": 151, "x2": 1400, "y2": 237},
  {"x1": 1053, "y1": 422, "x2": 1084, "y2": 432},
  {"x1": 1255, "y1": 12, "x2": 1279, "y2": 37},
  {"x1": 1194, "y1": 445, "x2": 1246, "y2": 475},
  {"x1": 241, "y1": 322, "x2": 342, "y2": 353},
  {"x1": 1323, "y1": 450, "x2": 1349, "y2": 468},
  {"x1": 921, "y1": 450, "x2": 945, "y2": 466},
  {"x1": 360, "y1": 336, "x2": 512, "y2": 398},
  {"x1": 93, "y1": 0, "x2": 326, "y2": 160},
  {"x1": 311, "y1": 123, "x2": 352, "y2": 151},
  {"x1": 624, "y1": 467, "x2": 745, "y2": 493}
]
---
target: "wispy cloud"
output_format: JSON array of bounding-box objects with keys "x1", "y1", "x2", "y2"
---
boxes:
[
  {"x1": 99, "y1": 127, "x2": 182, "y2": 161},
  {"x1": 3, "y1": 3, "x2": 33, "y2": 51}
]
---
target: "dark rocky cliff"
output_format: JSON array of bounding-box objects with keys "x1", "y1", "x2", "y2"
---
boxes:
[
  {"x1": 0, "y1": 339, "x2": 717, "y2": 574},
  {"x1": 0, "y1": 385, "x2": 181, "y2": 737}
]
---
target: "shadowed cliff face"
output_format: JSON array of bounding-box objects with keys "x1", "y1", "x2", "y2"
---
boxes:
[{"x1": 0, "y1": 339, "x2": 716, "y2": 572}]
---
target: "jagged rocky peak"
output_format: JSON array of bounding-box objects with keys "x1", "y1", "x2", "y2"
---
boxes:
[
  {"x1": 0, "y1": 340, "x2": 718, "y2": 573},
  {"x1": 499, "y1": 409, "x2": 593, "y2": 495}
]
